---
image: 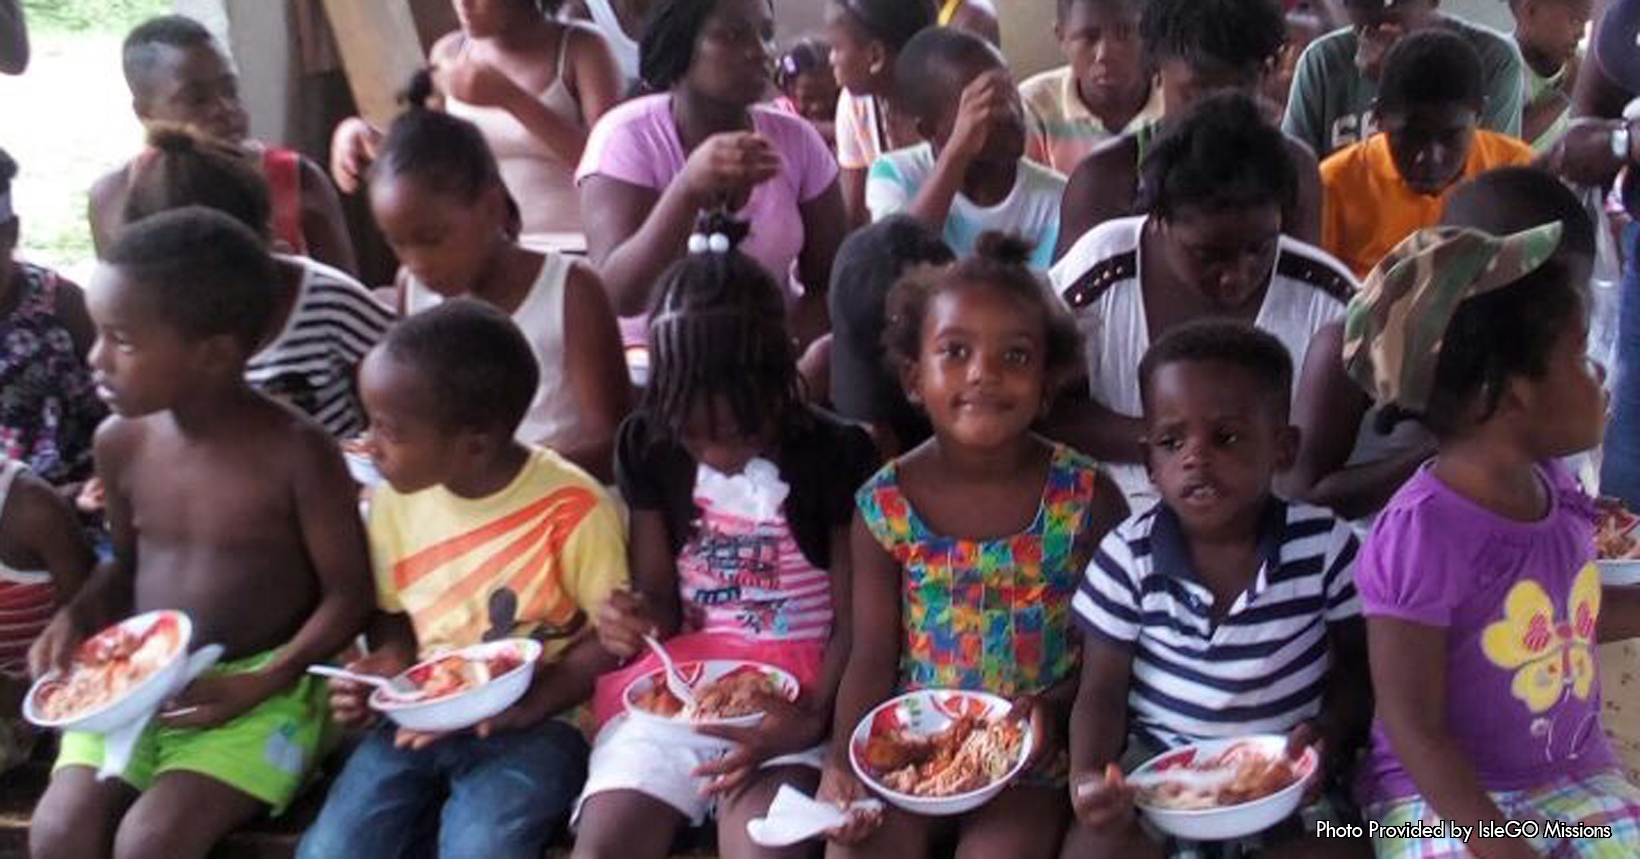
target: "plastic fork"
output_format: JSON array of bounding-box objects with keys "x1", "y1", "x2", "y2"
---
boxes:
[{"x1": 643, "y1": 633, "x2": 697, "y2": 709}]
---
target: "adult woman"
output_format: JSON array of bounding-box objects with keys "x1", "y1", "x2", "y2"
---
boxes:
[
  {"x1": 577, "y1": 0, "x2": 847, "y2": 350},
  {"x1": 1048, "y1": 92, "x2": 1351, "y2": 510},
  {"x1": 330, "y1": 0, "x2": 622, "y2": 250}
]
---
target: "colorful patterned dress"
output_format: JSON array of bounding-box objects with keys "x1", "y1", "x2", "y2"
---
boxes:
[
  {"x1": 856, "y1": 443, "x2": 1105, "y2": 698},
  {"x1": 0, "y1": 264, "x2": 101, "y2": 485}
]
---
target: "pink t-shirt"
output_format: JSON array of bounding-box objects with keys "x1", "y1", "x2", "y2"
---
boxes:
[{"x1": 576, "y1": 94, "x2": 839, "y2": 346}]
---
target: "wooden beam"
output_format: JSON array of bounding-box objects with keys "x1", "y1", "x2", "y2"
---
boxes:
[{"x1": 319, "y1": 0, "x2": 426, "y2": 129}]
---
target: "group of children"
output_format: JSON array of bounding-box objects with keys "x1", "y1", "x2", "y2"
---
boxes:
[{"x1": 1, "y1": 0, "x2": 1639, "y2": 857}]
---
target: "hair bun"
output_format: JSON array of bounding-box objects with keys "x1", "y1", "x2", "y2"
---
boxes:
[
  {"x1": 402, "y1": 68, "x2": 438, "y2": 111},
  {"x1": 693, "y1": 210, "x2": 752, "y2": 252},
  {"x1": 972, "y1": 231, "x2": 1035, "y2": 268}
]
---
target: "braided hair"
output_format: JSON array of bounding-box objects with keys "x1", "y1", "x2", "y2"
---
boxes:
[{"x1": 643, "y1": 211, "x2": 803, "y2": 441}]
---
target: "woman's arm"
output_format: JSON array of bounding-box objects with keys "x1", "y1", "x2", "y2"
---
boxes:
[
  {"x1": 555, "y1": 262, "x2": 631, "y2": 483},
  {"x1": 1055, "y1": 144, "x2": 1135, "y2": 261},
  {"x1": 1044, "y1": 387, "x2": 1147, "y2": 466},
  {"x1": 840, "y1": 167, "x2": 870, "y2": 230},
  {"x1": 581, "y1": 132, "x2": 782, "y2": 316},
  {"x1": 1279, "y1": 322, "x2": 1429, "y2": 519},
  {"x1": 1285, "y1": 137, "x2": 1323, "y2": 245},
  {"x1": 793, "y1": 179, "x2": 847, "y2": 346},
  {"x1": 1368, "y1": 616, "x2": 1540, "y2": 859}
]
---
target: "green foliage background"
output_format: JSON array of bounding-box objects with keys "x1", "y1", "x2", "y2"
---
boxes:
[{"x1": 22, "y1": 0, "x2": 171, "y2": 34}]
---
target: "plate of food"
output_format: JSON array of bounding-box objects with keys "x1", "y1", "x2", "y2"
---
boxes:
[
  {"x1": 24, "y1": 610, "x2": 199, "y2": 733},
  {"x1": 622, "y1": 659, "x2": 800, "y2": 741},
  {"x1": 848, "y1": 690, "x2": 1031, "y2": 816},
  {"x1": 370, "y1": 638, "x2": 541, "y2": 732},
  {"x1": 1598, "y1": 502, "x2": 1640, "y2": 585},
  {"x1": 1130, "y1": 735, "x2": 1317, "y2": 841}
]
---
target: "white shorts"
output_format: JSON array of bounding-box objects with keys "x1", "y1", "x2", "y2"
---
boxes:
[{"x1": 572, "y1": 714, "x2": 826, "y2": 827}]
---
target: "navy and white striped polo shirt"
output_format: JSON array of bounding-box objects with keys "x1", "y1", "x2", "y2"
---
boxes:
[{"x1": 1072, "y1": 499, "x2": 1361, "y2": 750}]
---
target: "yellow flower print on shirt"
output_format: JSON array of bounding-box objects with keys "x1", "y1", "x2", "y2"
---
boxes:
[{"x1": 1481, "y1": 563, "x2": 1601, "y2": 714}]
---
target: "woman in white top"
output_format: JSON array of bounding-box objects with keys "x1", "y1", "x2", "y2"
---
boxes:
[
  {"x1": 1049, "y1": 93, "x2": 1352, "y2": 509},
  {"x1": 331, "y1": 0, "x2": 623, "y2": 250},
  {"x1": 372, "y1": 91, "x2": 630, "y2": 482},
  {"x1": 566, "y1": 0, "x2": 649, "y2": 89}
]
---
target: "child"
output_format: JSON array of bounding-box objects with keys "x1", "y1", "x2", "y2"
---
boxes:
[
  {"x1": 1345, "y1": 222, "x2": 1640, "y2": 856},
  {"x1": 825, "y1": 0, "x2": 934, "y2": 226},
  {"x1": 868, "y1": 28, "x2": 1064, "y2": 271},
  {"x1": 829, "y1": 215, "x2": 955, "y2": 455},
  {"x1": 372, "y1": 82, "x2": 629, "y2": 481},
  {"x1": 1511, "y1": 0, "x2": 1593, "y2": 151},
  {"x1": 1019, "y1": 0, "x2": 1162, "y2": 175},
  {"x1": 90, "y1": 15, "x2": 357, "y2": 274},
  {"x1": 121, "y1": 127, "x2": 394, "y2": 440},
  {"x1": 1, "y1": 457, "x2": 93, "y2": 771},
  {"x1": 776, "y1": 38, "x2": 841, "y2": 149},
  {"x1": 0, "y1": 146, "x2": 103, "y2": 487},
  {"x1": 1064, "y1": 320, "x2": 1370, "y2": 859},
  {"x1": 937, "y1": 0, "x2": 1000, "y2": 47},
  {"x1": 1056, "y1": 0, "x2": 1324, "y2": 254},
  {"x1": 821, "y1": 234, "x2": 1130, "y2": 858},
  {"x1": 570, "y1": 214, "x2": 879, "y2": 859},
  {"x1": 297, "y1": 299, "x2": 629, "y2": 859},
  {"x1": 1283, "y1": 0, "x2": 1524, "y2": 160},
  {"x1": 1266, "y1": 7, "x2": 1324, "y2": 116},
  {"x1": 27, "y1": 207, "x2": 373, "y2": 859},
  {"x1": 1319, "y1": 30, "x2": 1536, "y2": 278},
  {"x1": 1051, "y1": 91, "x2": 1352, "y2": 511}
]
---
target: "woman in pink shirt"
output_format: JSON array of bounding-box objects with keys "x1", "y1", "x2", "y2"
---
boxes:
[{"x1": 576, "y1": 0, "x2": 847, "y2": 350}]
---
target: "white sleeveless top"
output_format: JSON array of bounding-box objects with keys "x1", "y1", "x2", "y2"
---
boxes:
[
  {"x1": 583, "y1": 0, "x2": 640, "y2": 87},
  {"x1": 445, "y1": 28, "x2": 585, "y2": 239},
  {"x1": 1050, "y1": 216, "x2": 1354, "y2": 508},
  {"x1": 405, "y1": 253, "x2": 583, "y2": 450},
  {"x1": 0, "y1": 459, "x2": 49, "y2": 585}
]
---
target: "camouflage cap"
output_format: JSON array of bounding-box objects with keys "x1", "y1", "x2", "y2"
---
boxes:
[{"x1": 1341, "y1": 222, "x2": 1564, "y2": 413}]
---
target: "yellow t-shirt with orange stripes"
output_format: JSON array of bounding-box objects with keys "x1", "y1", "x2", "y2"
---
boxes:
[{"x1": 368, "y1": 446, "x2": 628, "y2": 660}]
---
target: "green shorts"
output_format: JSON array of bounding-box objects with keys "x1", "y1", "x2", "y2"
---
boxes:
[{"x1": 55, "y1": 649, "x2": 329, "y2": 816}]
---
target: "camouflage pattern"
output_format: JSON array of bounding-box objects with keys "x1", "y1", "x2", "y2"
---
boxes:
[{"x1": 1342, "y1": 223, "x2": 1564, "y2": 413}]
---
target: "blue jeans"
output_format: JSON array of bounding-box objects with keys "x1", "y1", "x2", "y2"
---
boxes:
[
  {"x1": 295, "y1": 720, "x2": 588, "y2": 859},
  {"x1": 1604, "y1": 223, "x2": 1640, "y2": 507}
]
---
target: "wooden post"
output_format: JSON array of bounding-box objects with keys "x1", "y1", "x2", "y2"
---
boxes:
[{"x1": 319, "y1": 0, "x2": 425, "y2": 128}]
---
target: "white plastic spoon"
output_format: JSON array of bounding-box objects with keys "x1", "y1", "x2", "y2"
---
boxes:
[
  {"x1": 306, "y1": 664, "x2": 417, "y2": 697},
  {"x1": 643, "y1": 633, "x2": 697, "y2": 709}
]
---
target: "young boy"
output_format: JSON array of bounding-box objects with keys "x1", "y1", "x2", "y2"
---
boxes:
[
  {"x1": 296, "y1": 299, "x2": 628, "y2": 859},
  {"x1": 1055, "y1": 0, "x2": 1324, "y2": 255},
  {"x1": 1511, "y1": 0, "x2": 1592, "y2": 151},
  {"x1": 1319, "y1": 29, "x2": 1536, "y2": 277},
  {"x1": 1064, "y1": 320, "x2": 1370, "y2": 859},
  {"x1": 88, "y1": 15, "x2": 356, "y2": 274},
  {"x1": 866, "y1": 27, "x2": 1064, "y2": 270},
  {"x1": 27, "y1": 207, "x2": 374, "y2": 859},
  {"x1": 1283, "y1": 0, "x2": 1525, "y2": 160},
  {"x1": 1020, "y1": 0, "x2": 1162, "y2": 175}
]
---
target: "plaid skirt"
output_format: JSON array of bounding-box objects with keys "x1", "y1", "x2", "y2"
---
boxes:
[{"x1": 1365, "y1": 770, "x2": 1640, "y2": 858}]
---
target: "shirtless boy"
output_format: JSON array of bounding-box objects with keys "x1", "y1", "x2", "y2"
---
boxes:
[
  {"x1": 27, "y1": 207, "x2": 373, "y2": 859},
  {"x1": 88, "y1": 16, "x2": 356, "y2": 275}
]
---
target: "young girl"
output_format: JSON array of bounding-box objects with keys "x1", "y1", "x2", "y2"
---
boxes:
[
  {"x1": 825, "y1": 0, "x2": 933, "y2": 226},
  {"x1": 1345, "y1": 223, "x2": 1640, "y2": 857},
  {"x1": 0, "y1": 147, "x2": 102, "y2": 488},
  {"x1": 330, "y1": 0, "x2": 622, "y2": 249},
  {"x1": 775, "y1": 38, "x2": 841, "y2": 149},
  {"x1": 121, "y1": 127, "x2": 395, "y2": 440},
  {"x1": 572, "y1": 213, "x2": 879, "y2": 859},
  {"x1": 3, "y1": 457, "x2": 93, "y2": 770},
  {"x1": 821, "y1": 234, "x2": 1129, "y2": 858},
  {"x1": 370, "y1": 83, "x2": 630, "y2": 481}
]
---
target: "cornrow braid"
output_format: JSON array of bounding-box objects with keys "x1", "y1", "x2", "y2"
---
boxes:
[{"x1": 643, "y1": 210, "x2": 804, "y2": 440}]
